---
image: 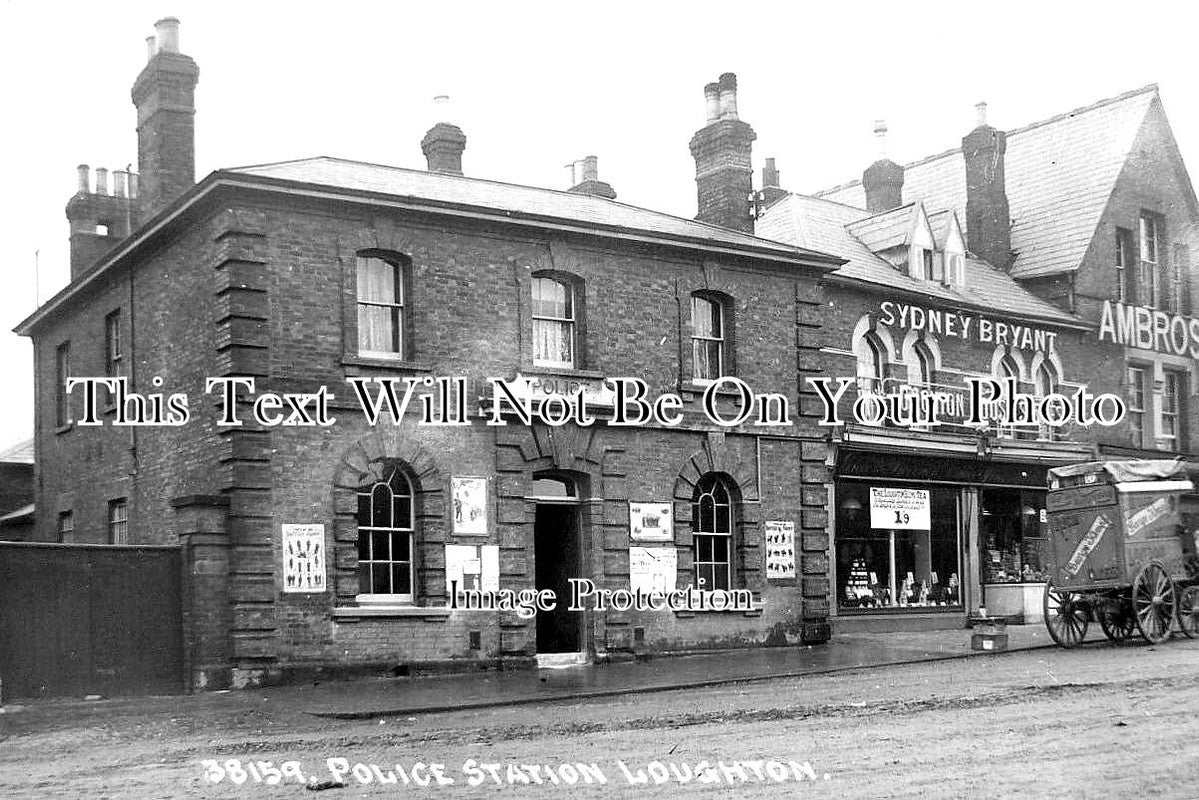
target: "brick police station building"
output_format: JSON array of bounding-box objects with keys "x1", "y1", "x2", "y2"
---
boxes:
[{"x1": 7, "y1": 19, "x2": 1197, "y2": 695}]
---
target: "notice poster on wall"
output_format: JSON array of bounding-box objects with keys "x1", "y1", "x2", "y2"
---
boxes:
[
  {"x1": 869, "y1": 487, "x2": 931, "y2": 530},
  {"x1": 629, "y1": 501, "x2": 674, "y2": 541},
  {"x1": 629, "y1": 547, "x2": 677, "y2": 594},
  {"x1": 282, "y1": 524, "x2": 326, "y2": 593},
  {"x1": 451, "y1": 476, "x2": 488, "y2": 535},
  {"x1": 764, "y1": 520, "x2": 796, "y2": 580},
  {"x1": 445, "y1": 544, "x2": 500, "y2": 594}
]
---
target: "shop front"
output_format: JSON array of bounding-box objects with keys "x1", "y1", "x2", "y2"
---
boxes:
[{"x1": 830, "y1": 432, "x2": 1094, "y2": 630}]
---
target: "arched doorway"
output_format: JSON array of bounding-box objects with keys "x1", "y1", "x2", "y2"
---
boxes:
[{"x1": 530, "y1": 473, "x2": 583, "y2": 655}]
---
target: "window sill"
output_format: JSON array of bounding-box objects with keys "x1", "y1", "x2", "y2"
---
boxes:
[
  {"x1": 333, "y1": 605, "x2": 451, "y2": 620},
  {"x1": 55, "y1": 422, "x2": 73, "y2": 435},
  {"x1": 681, "y1": 380, "x2": 746, "y2": 398},
  {"x1": 525, "y1": 366, "x2": 605, "y2": 381},
  {"x1": 342, "y1": 354, "x2": 433, "y2": 373}
]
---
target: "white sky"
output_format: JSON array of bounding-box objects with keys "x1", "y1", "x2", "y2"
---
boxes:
[{"x1": 2, "y1": 0, "x2": 1198, "y2": 449}]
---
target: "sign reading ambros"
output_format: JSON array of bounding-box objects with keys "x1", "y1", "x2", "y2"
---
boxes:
[
  {"x1": 869, "y1": 488, "x2": 931, "y2": 530},
  {"x1": 1098, "y1": 300, "x2": 1199, "y2": 358},
  {"x1": 879, "y1": 301, "x2": 1059, "y2": 352}
]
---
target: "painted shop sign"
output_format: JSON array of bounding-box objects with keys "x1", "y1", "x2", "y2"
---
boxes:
[
  {"x1": 1098, "y1": 300, "x2": 1199, "y2": 358},
  {"x1": 869, "y1": 488, "x2": 931, "y2": 530},
  {"x1": 282, "y1": 524, "x2": 326, "y2": 593},
  {"x1": 878, "y1": 301, "x2": 1059, "y2": 352}
]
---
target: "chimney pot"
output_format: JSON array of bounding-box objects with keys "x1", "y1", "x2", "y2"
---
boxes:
[
  {"x1": 718, "y1": 72, "x2": 738, "y2": 120},
  {"x1": 581, "y1": 155, "x2": 598, "y2": 183},
  {"x1": 704, "y1": 82, "x2": 721, "y2": 123},
  {"x1": 155, "y1": 17, "x2": 180, "y2": 54},
  {"x1": 113, "y1": 170, "x2": 128, "y2": 198},
  {"x1": 128, "y1": 172, "x2": 139, "y2": 199},
  {"x1": 95, "y1": 168, "x2": 109, "y2": 196},
  {"x1": 873, "y1": 119, "x2": 889, "y2": 159},
  {"x1": 76, "y1": 164, "x2": 90, "y2": 194},
  {"x1": 146, "y1": 35, "x2": 157, "y2": 61},
  {"x1": 975, "y1": 101, "x2": 988, "y2": 128},
  {"x1": 763, "y1": 157, "x2": 780, "y2": 188}
]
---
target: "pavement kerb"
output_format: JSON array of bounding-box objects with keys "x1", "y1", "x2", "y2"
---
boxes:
[{"x1": 305, "y1": 639, "x2": 1061, "y2": 720}]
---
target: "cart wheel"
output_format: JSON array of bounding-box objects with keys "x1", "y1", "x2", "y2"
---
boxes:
[
  {"x1": 1178, "y1": 586, "x2": 1199, "y2": 639},
  {"x1": 1097, "y1": 595, "x2": 1136, "y2": 643},
  {"x1": 1131, "y1": 561, "x2": 1176, "y2": 644},
  {"x1": 1043, "y1": 582, "x2": 1088, "y2": 648}
]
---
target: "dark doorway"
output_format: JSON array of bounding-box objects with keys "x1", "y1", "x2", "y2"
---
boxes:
[{"x1": 535, "y1": 504, "x2": 582, "y2": 653}]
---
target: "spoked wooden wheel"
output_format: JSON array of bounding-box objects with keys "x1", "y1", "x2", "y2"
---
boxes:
[
  {"x1": 1131, "y1": 561, "x2": 1176, "y2": 644},
  {"x1": 1097, "y1": 594, "x2": 1136, "y2": 643},
  {"x1": 1178, "y1": 585, "x2": 1199, "y2": 639},
  {"x1": 1043, "y1": 582, "x2": 1089, "y2": 648}
]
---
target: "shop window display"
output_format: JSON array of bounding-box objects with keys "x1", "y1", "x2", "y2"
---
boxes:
[
  {"x1": 980, "y1": 488, "x2": 1047, "y2": 583},
  {"x1": 835, "y1": 481, "x2": 962, "y2": 610}
]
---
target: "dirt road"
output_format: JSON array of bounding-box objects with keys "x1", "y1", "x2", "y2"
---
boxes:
[{"x1": 3, "y1": 639, "x2": 1199, "y2": 798}]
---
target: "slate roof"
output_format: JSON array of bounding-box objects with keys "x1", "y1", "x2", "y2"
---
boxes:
[
  {"x1": 756, "y1": 193, "x2": 1083, "y2": 327},
  {"x1": 0, "y1": 438, "x2": 33, "y2": 464},
  {"x1": 816, "y1": 85, "x2": 1160, "y2": 279},
  {"x1": 227, "y1": 157, "x2": 838, "y2": 263},
  {"x1": 845, "y1": 203, "x2": 920, "y2": 253}
]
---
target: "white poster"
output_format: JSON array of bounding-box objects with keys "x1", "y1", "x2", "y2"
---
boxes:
[
  {"x1": 629, "y1": 501, "x2": 673, "y2": 541},
  {"x1": 629, "y1": 546, "x2": 677, "y2": 594},
  {"x1": 451, "y1": 476, "x2": 488, "y2": 535},
  {"x1": 870, "y1": 487, "x2": 931, "y2": 530},
  {"x1": 282, "y1": 524, "x2": 326, "y2": 593},
  {"x1": 764, "y1": 520, "x2": 796, "y2": 580},
  {"x1": 445, "y1": 544, "x2": 500, "y2": 594}
]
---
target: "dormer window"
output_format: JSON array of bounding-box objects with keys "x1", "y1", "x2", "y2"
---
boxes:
[{"x1": 921, "y1": 249, "x2": 935, "y2": 281}]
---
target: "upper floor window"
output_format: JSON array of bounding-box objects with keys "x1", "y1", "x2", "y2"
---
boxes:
[
  {"x1": 912, "y1": 341, "x2": 935, "y2": 387},
  {"x1": 1140, "y1": 214, "x2": 1161, "y2": 308},
  {"x1": 945, "y1": 253, "x2": 964, "y2": 288},
  {"x1": 997, "y1": 355, "x2": 1022, "y2": 439},
  {"x1": 104, "y1": 310, "x2": 123, "y2": 378},
  {"x1": 1127, "y1": 366, "x2": 1147, "y2": 446},
  {"x1": 1162, "y1": 370, "x2": 1185, "y2": 446},
  {"x1": 1170, "y1": 243, "x2": 1188, "y2": 315},
  {"x1": 1035, "y1": 361, "x2": 1060, "y2": 441},
  {"x1": 57, "y1": 510, "x2": 73, "y2": 544},
  {"x1": 692, "y1": 473, "x2": 735, "y2": 592},
  {"x1": 356, "y1": 466, "x2": 416, "y2": 602},
  {"x1": 532, "y1": 276, "x2": 576, "y2": 369},
  {"x1": 856, "y1": 332, "x2": 888, "y2": 394},
  {"x1": 356, "y1": 252, "x2": 407, "y2": 357},
  {"x1": 1115, "y1": 227, "x2": 1132, "y2": 304},
  {"x1": 691, "y1": 293, "x2": 728, "y2": 381},
  {"x1": 108, "y1": 499, "x2": 128, "y2": 545},
  {"x1": 55, "y1": 342, "x2": 71, "y2": 428},
  {"x1": 921, "y1": 249, "x2": 935, "y2": 281}
]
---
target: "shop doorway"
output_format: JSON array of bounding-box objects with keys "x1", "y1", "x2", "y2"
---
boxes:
[{"x1": 534, "y1": 503, "x2": 582, "y2": 654}]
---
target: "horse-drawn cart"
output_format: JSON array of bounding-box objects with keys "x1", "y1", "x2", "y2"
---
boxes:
[{"x1": 1042, "y1": 459, "x2": 1199, "y2": 647}]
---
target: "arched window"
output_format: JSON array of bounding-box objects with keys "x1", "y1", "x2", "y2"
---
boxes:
[
  {"x1": 999, "y1": 355, "x2": 1020, "y2": 381},
  {"x1": 691, "y1": 293, "x2": 729, "y2": 381},
  {"x1": 856, "y1": 332, "x2": 887, "y2": 393},
  {"x1": 692, "y1": 474, "x2": 735, "y2": 591},
  {"x1": 532, "y1": 276, "x2": 576, "y2": 368},
  {"x1": 356, "y1": 467, "x2": 415, "y2": 601},
  {"x1": 913, "y1": 341, "x2": 935, "y2": 387},
  {"x1": 357, "y1": 251, "x2": 409, "y2": 357},
  {"x1": 1035, "y1": 362, "x2": 1060, "y2": 441}
]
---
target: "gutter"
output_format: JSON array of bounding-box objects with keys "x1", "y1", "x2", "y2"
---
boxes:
[{"x1": 15, "y1": 173, "x2": 846, "y2": 336}]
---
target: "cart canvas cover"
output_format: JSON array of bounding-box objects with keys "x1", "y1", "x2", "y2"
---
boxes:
[{"x1": 1045, "y1": 459, "x2": 1194, "y2": 589}]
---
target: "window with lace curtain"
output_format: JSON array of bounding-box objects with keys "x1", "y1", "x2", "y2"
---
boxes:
[
  {"x1": 532, "y1": 275, "x2": 577, "y2": 368},
  {"x1": 356, "y1": 252, "x2": 408, "y2": 357}
]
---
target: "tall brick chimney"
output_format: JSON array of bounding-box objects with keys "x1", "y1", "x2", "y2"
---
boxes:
[
  {"x1": 567, "y1": 155, "x2": 617, "y2": 199},
  {"x1": 66, "y1": 165, "x2": 139, "y2": 279},
  {"x1": 862, "y1": 120, "x2": 904, "y2": 213},
  {"x1": 962, "y1": 102, "x2": 1012, "y2": 270},
  {"x1": 422, "y1": 97, "x2": 467, "y2": 175},
  {"x1": 131, "y1": 18, "x2": 199, "y2": 220},
  {"x1": 689, "y1": 73, "x2": 756, "y2": 233}
]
